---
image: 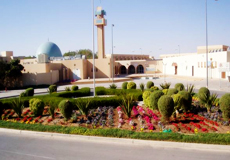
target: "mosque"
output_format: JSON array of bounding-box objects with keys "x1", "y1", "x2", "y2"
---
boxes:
[{"x1": 0, "y1": 6, "x2": 230, "y2": 87}]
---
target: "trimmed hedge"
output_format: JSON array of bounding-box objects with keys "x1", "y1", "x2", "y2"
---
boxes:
[
  {"x1": 149, "y1": 90, "x2": 164, "y2": 110},
  {"x1": 147, "y1": 81, "x2": 154, "y2": 89},
  {"x1": 58, "y1": 100, "x2": 74, "y2": 120},
  {"x1": 122, "y1": 82, "x2": 128, "y2": 89},
  {"x1": 0, "y1": 120, "x2": 230, "y2": 145},
  {"x1": 167, "y1": 88, "x2": 178, "y2": 96},
  {"x1": 53, "y1": 87, "x2": 91, "y2": 98},
  {"x1": 175, "y1": 83, "x2": 185, "y2": 92},
  {"x1": 127, "y1": 82, "x2": 136, "y2": 89},
  {"x1": 220, "y1": 93, "x2": 230, "y2": 121},
  {"x1": 95, "y1": 86, "x2": 106, "y2": 95},
  {"x1": 71, "y1": 85, "x2": 79, "y2": 91}
]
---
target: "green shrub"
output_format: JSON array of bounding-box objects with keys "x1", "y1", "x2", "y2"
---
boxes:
[
  {"x1": 0, "y1": 101, "x2": 3, "y2": 116},
  {"x1": 143, "y1": 91, "x2": 152, "y2": 107},
  {"x1": 139, "y1": 83, "x2": 145, "y2": 92},
  {"x1": 160, "y1": 82, "x2": 171, "y2": 89},
  {"x1": 95, "y1": 86, "x2": 106, "y2": 95},
  {"x1": 149, "y1": 90, "x2": 164, "y2": 110},
  {"x1": 48, "y1": 85, "x2": 57, "y2": 94},
  {"x1": 75, "y1": 98, "x2": 91, "y2": 116},
  {"x1": 58, "y1": 100, "x2": 74, "y2": 120},
  {"x1": 158, "y1": 95, "x2": 174, "y2": 122},
  {"x1": 65, "y1": 87, "x2": 71, "y2": 91},
  {"x1": 20, "y1": 92, "x2": 26, "y2": 97},
  {"x1": 167, "y1": 88, "x2": 178, "y2": 96},
  {"x1": 29, "y1": 98, "x2": 45, "y2": 116},
  {"x1": 109, "y1": 84, "x2": 117, "y2": 89},
  {"x1": 150, "y1": 86, "x2": 159, "y2": 91},
  {"x1": 49, "y1": 102, "x2": 56, "y2": 119},
  {"x1": 71, "y1": 85, "x2": 79, "y2": 91},
  {"x1": 127, "y1": 82, "x2": 136, "y2": 89},
  {"x1": 146, "y1": 81, "x2": 154, "y2": 89},
  {"x1": 25, "y1": 88, "x2": 34, "y2": 96},
  {"x1": 11, "y1": 97, "x2": 24, "y2": 118},
  {"x1": 178, "y1": 91, "x2": 192, "y2": 112},
  {"x1": 186, "y1": 84, "x2": 195, "y2": 95},
  {"x1": 175, "y1": 83, "x2": 185, "y2": 92},
  {"x1": 198, "y1": 87, "x2": 210, "y2": 105},
  {"x1": 220, "y1": 93, "x2": 230, "y2": 121},
  {"x1": 162, "y1": 89, "x2": 168, "y2": 95},
  {"x1": 54, "y1": 87, "x2": 91, "y2": 98},
  {"x1": 120, "y1": 94, "x2": 135, "y2": 118},
  {"x1": 172, "y1": 94, "x2": 183, "y2": 111},
  {"x1": 122, "y1": 82, "x2": 128, "y2": 89}
]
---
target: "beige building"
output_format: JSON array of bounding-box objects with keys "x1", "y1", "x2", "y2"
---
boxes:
[{"x1": 0, "y1": 6, "x2": 162, "y2": 86}]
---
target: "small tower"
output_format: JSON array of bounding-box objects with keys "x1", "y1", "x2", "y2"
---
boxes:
[{"x1": 95, "y1": 7, "x2": 107, "y2": 59}]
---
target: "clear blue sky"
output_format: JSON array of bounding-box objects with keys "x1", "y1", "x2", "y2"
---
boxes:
[{"x1": 0, "y1": 0, "x2": 229, "y2": 58}]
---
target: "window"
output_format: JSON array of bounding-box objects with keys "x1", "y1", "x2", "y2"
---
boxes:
[
  {"x1": 198, "y1": 62, "x2": 200, "y2": 68},
  {"x1": 204, "y1": 62, "x2": 206, "y2": 68},
  {"x1": 201, "y1": 62, "x2": 203, "y2": 68}
]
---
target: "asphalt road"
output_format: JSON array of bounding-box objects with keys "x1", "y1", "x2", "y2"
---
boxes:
[{"x1": 0, "y1": 132, "x2": 230, "y2": 160}]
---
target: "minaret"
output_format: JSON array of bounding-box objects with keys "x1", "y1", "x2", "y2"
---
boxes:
[{"x1": 95, "y1": 7, "x2": 107, "y2": 59}]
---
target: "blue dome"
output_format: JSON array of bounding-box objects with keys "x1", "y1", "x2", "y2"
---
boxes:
[{"x1": 36, "y1": 42, "x2": 62, "y2": 58}]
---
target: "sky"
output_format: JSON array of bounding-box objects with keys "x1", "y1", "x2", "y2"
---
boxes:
[{"x1": 0, "y1": 0, "x2": 229, "y2": 58}]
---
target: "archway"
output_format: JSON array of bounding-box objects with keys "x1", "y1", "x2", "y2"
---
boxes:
[
  {"x1": 120, "y1": 65, "x2": 127, "y2": 74},
  {"x1": 128, "y1": 65, "x2": 135, "y2": 74},
  {"x1": 137, "y1": 65, "x2": 144, "y2": 73}
]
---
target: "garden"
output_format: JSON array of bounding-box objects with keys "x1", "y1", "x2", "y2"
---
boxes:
[{"x1": 0, "y1": 82, "x2": 230, "y2": 145}]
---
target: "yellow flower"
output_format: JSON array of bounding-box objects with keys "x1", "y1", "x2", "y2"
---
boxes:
[
  {"x1": 227, "y1": 131, "x2": 230, "y2": 134},
  {"x1": 194, "y1": 128, "x2": 198, "y2": 134},
  {"x1": 141, "y1": 128, "x2": 144, "y2": 131}
]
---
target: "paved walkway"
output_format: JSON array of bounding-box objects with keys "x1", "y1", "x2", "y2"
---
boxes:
[{"x1": 0, "y1": 75, "x2": 230, "y2": 99}]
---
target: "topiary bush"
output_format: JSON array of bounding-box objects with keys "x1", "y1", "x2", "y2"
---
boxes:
[
  {"x1": 158, "y1": 95, "x2": 174, "y2": 122},
  {"x1": 48, "y1": 85, "x2": 57, "y2": 94},
  {"x1": 149, "y1": 90, "x2": 164, "y2": 110},
  {"x1": 172, "y1": 94, "x2": 183, "y2": 112},
  {"x1": 162, "y1": 89, "x2": 168, "y2": 95},
  {"x1": 95, "y1": 86, "x2": 106, "y2": 95},
  {"x1": 150, "y1": 86, "x2": 159, "y2": 91},
  {"x1": 198, "y1": 87, "x2": 210, "y2": 105},
  {"x1": 167, "y1": 88, "x2": 178, "y2": 96},
  {"x1": 127, "y1": 82, "x2": 136, "y2": 89},
  {"x1": 58, "y1": 100, "x2": 74, "y2": 120},
  {"x1": 178, "y1": 91, "x2": 192, "y2": 112},
  {"x1": 143, "y1": 90, "x2": 152, "y2": 107},
  {"x1": 25, "y1": 88, "x2": 34, "y2": 96},
  {"x1": 29, "y1": 98, "x2": 44, "y2": 116},
  {"x1": 122, "y1": 82, "x2": 128, "y2": 89},
  {"x1": 147, "y1": 81, "x2": 154, "y2": 89},
  {"x1": 71, "y1": 85, "x2": 79, "y2": 91},
  {"x1": 139, "y1": 83, "x2": 145, "y2": 92},
  {"x1": 175, "y1": 83, "x2": 185, "y2": 92},
  {"x1": 220, "y1": 93, "x2": 230, "y2": 121}
]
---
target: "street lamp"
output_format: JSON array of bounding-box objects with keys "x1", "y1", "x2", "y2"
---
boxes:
[
  {"x1": 92, "y1": 0, "x2": 96, "y2": 96},
  {"x1": 111, "y1": 24, "x2": 114, "y2": 83},
  {"x1": 205, "y1": 0, "x2": 219, "y2": 88}
]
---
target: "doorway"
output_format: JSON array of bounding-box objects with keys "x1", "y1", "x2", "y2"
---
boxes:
[
  {"x1": 221, "y1": 72, "x2": 226, "y2": 79},
  {"x1": 192, "y1": 66, "x2": 194, "y2": 76},
  {"x1": 175, "y1": 66, "x2": 177, "y2": 75}
]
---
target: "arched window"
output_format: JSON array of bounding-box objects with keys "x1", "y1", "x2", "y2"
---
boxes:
[
  {"x1": 120, "y1": 65, "x2": 127, "y2": 74},
  {"x1": 128, "y1": 65, "x2": 135, "y2": 74},
  {"x1": 137, "y1": 65, "x2": 144, "y2": 73}
]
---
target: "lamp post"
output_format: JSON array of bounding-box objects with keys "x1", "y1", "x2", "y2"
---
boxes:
[
  {"x1": 205, "y1": 0, "x2": 219, "y2": 88},
  {"x1": 111, "y1": 24, "x2": 114, "y2": 83},
  {"x1": 92, "y1": 0, "x2": 96, "y2": 96}
]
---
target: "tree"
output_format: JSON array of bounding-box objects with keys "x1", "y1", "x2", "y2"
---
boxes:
[
  {"x1": 63, "y1": 51, "x2": 78, "y2": 57},
  {"x1": 0, "y1": 59, "x2": 24, "y2": 89}
]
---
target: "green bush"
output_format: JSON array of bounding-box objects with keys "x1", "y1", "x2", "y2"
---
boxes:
[
  {"x1": 95, "y1": 86, "x2": 106, "y2": 95},
  {"x1": 220, "y1": 93, "x2": 230, "y2": 121},
  {"x1": 54, "y1": 87, "x2": 90, "y2": 98},
  {"x1": 139, "y1": 83, "x2": 145, "y2": 92},
  {"x1": 120, "y1": 94, "x2": 135, "y2": 118},
  {"x1": 122, "y1": 82, "x2": 128, "y2": 89},
  {"x1": 71, "y1": 85, "x2": 79, "y2": 91},
  {"x1": 198, "y1": 87, "x2": 210, "y2": 104},
  {"x1": 127, "y1": 82, "x2": 136, "y2": 89},
  {"x1": 158, "y1": 95, "x2": 174, "y2": 122},
  {"x1": 48, "y1": 85, "x2": 57, "y2": 94},
  {"x1": 150, "y1": 86, "x2": 159, "y2": 91},
  {"x1": 11, "y1": 98, "x2": 24, "y2": 118},
  {"x1": 146, "y1": 81, "x2": 154, "y2": 89},
  {"x1": 143, "y1": 91, "x2": 152, "y2": 107},
  {"x1": 172, "y1": 94, "x2": 183, "y2": 111},
  {"x1": 178, "y1": 91, "x2": 192, "y2": 112},
  {"x1": 162, "y1": 89, "x2": 168, "y2": 95},
  {"x1": 58, "y1": 100, "x2": 74, "y2": 120},
  {"x1": 65, "y1": 87, "x2": 71, "y2": 91},
  {"x1": 49, "y1": 102, "x2": 56, "y2": 119},
  {"x1": 149, "y1": 90, "x2": 164, "y2": 110},
  {"x1": 29, "y1": 98, "x2": 45, "y2": 116},
  {"x1": 167, "y1": 88, "x2": 178, "y2": 96},
  {"x1": 75, "y1": 98, "x2": 91, "y2": 116},
  {"x1": 25, "y1": 88, "x2": 34, "y2": 96},
  {"x1": 109, "y1": 84, "x2": 117, "y2": 89},
  {"x1": 175, "y1": 83, "x2": 185, "y2": 92},
  {"x1": 0, "y1": 101, "x2": 3, "y2": 117},
  {"x1": 160, "y1": 82, "x2": 171, "y2": 89}
]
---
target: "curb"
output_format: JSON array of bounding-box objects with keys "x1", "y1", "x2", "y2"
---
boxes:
[{"x1": 0, "y1": 128, "x2": 230, "y2": 153}]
